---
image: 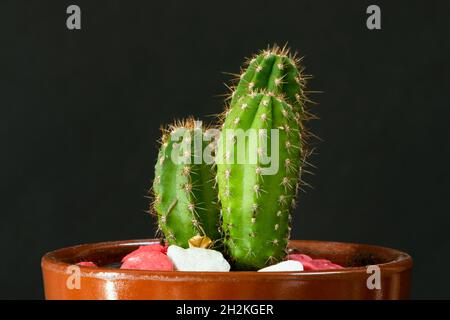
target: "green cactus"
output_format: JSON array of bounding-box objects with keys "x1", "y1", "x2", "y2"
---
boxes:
[
  {"x1": 149, "y1": 45, "x2": 311, "y2": 270},
  {"x1": 152, "y1": 118, "x2": 220, "y2": 248},
  {"x1": 217, "y1": 91, "x2": 304, "y2": 270}
]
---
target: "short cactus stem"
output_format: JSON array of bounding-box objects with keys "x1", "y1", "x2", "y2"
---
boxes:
[{"x1": 152, "y1": 118, "x2": 220, "y2": 248}]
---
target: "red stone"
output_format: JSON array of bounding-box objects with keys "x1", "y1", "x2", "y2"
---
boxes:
[
  {"x1": 288, "y1": 253, "x2": 343, "y2": 271},
  {"x1": 76, "y1": 261, "x2": 97, "y2": 267},
  {"x1": 121, "y1": 250, "x2": 173, "y2": 271},
  {"x1": 121, "y1": 243, "x2": 167, "y2": 263}
]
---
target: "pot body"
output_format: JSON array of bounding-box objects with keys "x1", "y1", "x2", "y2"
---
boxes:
[{"x1": 41, "y1": 239, "x2": 412, "y2": 300}]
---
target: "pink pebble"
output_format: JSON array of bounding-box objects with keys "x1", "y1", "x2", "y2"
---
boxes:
[
  {"x1": 288, "y1": 253, "x2": 344, "y2": 271},
  {"x1": 121, "y1": 243, "x2": 167, "y2": 263},
  {"x1": 121, "y1": 250, "x2": 173, "y2": 271},
  {"x1": 76, "y1": 261, "x2": 97, "y2": 267}
]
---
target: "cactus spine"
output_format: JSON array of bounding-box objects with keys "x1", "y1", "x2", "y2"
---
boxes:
[
  {"x1": 217, "y1": 47, "x2": 308, "y2": 270},
  {"x1": 152, "y1": 118, "x2": 220, "y2": 248}
]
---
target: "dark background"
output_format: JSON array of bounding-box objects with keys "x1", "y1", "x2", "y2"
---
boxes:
[{"x1": 1, "y1": 0, "x2": 449, "y2": 299}]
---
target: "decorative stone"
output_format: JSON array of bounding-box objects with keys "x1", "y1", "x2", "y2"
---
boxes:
[
  {"x1": 257, "y1": 260, "x2": 303, "y2": 272},
  {"x1": 167, "y1": 245, "x2": 231, "y2": 272}
]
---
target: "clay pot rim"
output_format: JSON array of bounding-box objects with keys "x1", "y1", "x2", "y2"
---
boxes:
[{"x1": 41, "y1": 239, "x2": 413, "y2": 281}]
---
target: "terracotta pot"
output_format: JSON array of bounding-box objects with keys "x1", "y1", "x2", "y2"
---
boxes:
[{"x1": 41, "y1": 239, "x2": 412, "y2": 300}]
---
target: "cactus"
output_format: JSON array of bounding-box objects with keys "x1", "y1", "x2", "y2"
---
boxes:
[
  {"x1": 149, "y1": 45, "x2": 311, "y2": 270},
  {"x1": 217, "y1": 91, "x2": 304, "y2": 270},
  {"x1": 152, "y1": 118, "x2": 220, "y2": 248}
]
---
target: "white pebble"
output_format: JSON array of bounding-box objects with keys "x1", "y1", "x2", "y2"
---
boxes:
[
  {"x1": 257, "y1": 260, "x2": 304, "y2": 272},
  {"x1": 167, "y1": 245, "x2": 231, "y2": 272}
]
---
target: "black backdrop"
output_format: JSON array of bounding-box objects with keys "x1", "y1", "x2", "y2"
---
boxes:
[{"x1": 1, "y1": 0, "x2": 449, "y2": 299}]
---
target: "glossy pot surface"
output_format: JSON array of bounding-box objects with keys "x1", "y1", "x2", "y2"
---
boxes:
[{"x1": 41, "y1": 239, "x2": 412, "y2": 300}]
